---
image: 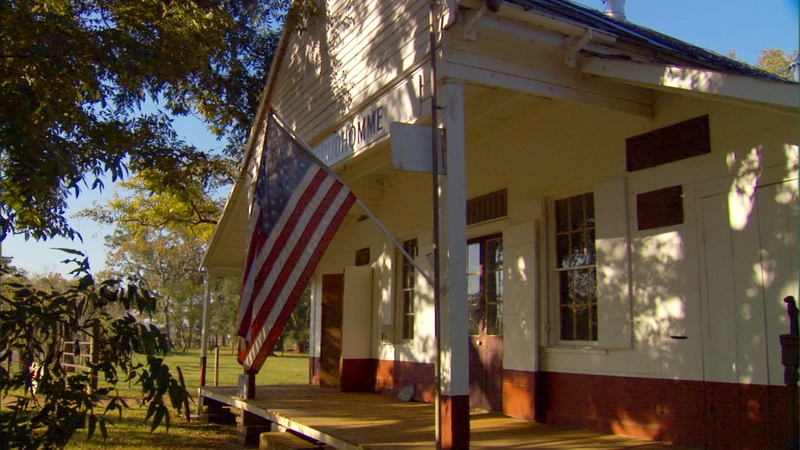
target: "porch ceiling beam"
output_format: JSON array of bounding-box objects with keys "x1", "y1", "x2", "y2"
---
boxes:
[
  {"x1": 581, "y1": 57, "x2": 799, "y2": 116},
  {"x1": 444, "y1": 52, "x2": 654, "y2": 117}
]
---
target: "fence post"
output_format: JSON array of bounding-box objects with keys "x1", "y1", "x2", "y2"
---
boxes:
[
  {"x1": 214, "y1": 346, "x2": 220, "y2": 387},
  {"x1": 90, "y1": 324, "x2": 99, "y2": 392}
]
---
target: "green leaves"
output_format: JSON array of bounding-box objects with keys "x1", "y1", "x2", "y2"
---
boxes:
[
  {"x1": 0, "y1": 251, "x2": 192, "y2": 448},
  {"x1": 0, "y1": 0, "x2": 289, "y2": 241}
]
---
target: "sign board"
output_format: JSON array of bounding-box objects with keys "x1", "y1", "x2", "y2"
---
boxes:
[
  {"x1": 390, "y1": 122, "x2": 445, "y2": 174},
  {"x1": 313, "y1": 104, "x2": 390, "y2": 166}
]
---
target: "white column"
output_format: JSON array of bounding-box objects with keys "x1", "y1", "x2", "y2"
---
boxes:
[
  {"x1": 439, "y1": 81, "x2": 469, "y2": 397},
  {"x1": 196, "y1": 270, "x2": 214, "y2": 416}
]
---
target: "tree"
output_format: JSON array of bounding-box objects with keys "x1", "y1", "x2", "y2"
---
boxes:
[
  {"x1": 755, "y1": 48, "x2": 798, "y2": 80},
  {"x1": 81, "y1": 176, "x2": 216, "y2": 349},
  {"x1": 209, "y1": 276, "x2": 245, "y2": 348},
  {"x1": 727, "y1": 48, "x2": 798, "y2": 80},
  {"x1": 0, "y1": 2, "x2": 307, "y2": 448},
  {"x1": 1, "y1": 253, "x2": 190, "y2": 449},
  {"x1": 0, "y1": 0, "x2": 289, "y2": 242},
  {"x1": 280, "y1": 287, "x2": 310, "y2": 353}
]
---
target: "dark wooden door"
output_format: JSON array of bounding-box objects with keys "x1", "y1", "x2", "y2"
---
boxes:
[
  {"x1": 320, "y1": 273, "x2": 343, "y2": 388},
  {"x1": 467, "y1": 235, "x2": 504, "y2": 411}
]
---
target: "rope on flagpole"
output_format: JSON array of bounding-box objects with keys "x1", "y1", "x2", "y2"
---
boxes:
[{"x1": 267, "y1": 108, "x2": 435, "y2": 288}]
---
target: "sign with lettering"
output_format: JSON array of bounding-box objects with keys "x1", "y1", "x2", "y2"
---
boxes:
[{"x1": 313, "y1": 104, "x2": 389, "y2": 166}]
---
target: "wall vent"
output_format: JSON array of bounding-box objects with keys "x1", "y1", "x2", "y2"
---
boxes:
[{"x1": 467, "y1": 189, "x2": 508, "y2": 225}]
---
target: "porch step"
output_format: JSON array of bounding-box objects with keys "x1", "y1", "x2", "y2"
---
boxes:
[{"x1": 259, "y1": 431, "x2": 321, "y2": 449}]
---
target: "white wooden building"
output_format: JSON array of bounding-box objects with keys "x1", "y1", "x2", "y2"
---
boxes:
[{"x1": 202, "y1": 0, "x2": 799, "y2": 448}]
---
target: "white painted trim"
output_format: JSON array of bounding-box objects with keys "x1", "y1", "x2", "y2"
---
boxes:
[
  {"x1": 459, "y1": 0, "x2": 618, "y2": 45},
  {"x1": 581, "y1": 57, "x2": 800, "y2": 114},
  {"x1": 444, "y1": 60, "x2": 653, "y2": 117}
]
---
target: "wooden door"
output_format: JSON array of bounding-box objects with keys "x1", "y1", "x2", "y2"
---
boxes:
[
  {"x1": 700, "y1": 177, "x2": 797, "y2": 448},
  {"x1": 467, "y1": 235, "x2": 504, "y2": 411},
  {"x1": 320, "y1": 273, "x2": 343, "y2": 388}
]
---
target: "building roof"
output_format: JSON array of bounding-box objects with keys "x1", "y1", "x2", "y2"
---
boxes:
[{"x1": 506, "y1": 0, "x2": 791, "y2": 82}]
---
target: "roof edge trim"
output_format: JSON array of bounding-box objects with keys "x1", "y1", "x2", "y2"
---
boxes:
[{"x1": 582, "y1": 57, "x2": 799, "y2": 114}]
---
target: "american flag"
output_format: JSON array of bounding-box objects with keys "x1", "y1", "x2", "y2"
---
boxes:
[{"x1": 236, "y1": 112, "x2": 356, "y2": 374}]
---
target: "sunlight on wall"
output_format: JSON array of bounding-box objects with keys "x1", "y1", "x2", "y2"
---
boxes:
[
  {"x1": 661, "y1": 66, "x2": 724, "y2": 93},
  {"x1": 516, "y1": 255, "x2": 528, "y2": 283},
  {"x1": 726, "y1": 146, "x2": 762, "y2": 231},
  {"x1": 377, "y1": 247, "x2": 393, "y2": 315},
  {"x1": 639, "y1": 231, "x2": 684, "y2": 263},
  {"x1": 656, "y1": 297, "x2": 685, "y2": 322},
  {"x1": 777, "y1": 144, "x2": 799, "y2": 206},
  {"x1": 633, "y1": 231, "x2": 687, "y2": 360}
]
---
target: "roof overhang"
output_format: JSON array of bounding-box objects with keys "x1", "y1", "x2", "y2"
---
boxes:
[
  {"x1": 200, "y1": 176, "x2": 249, "y2": 279},
  {"x1": 581, "y1": 57, "x2": 799, "y2": 116}
]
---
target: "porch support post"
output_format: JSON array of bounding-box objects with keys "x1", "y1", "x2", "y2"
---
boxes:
[
  {"x1": 196, "y1": 270, "x2": 214, "y2": 416},
  {"x1": 438, "y1": 81, "x2": 470, "y2": 449}
]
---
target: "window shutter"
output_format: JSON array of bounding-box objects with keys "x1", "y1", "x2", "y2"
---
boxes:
[{"x1": 595, "y1": 178, "x2": 633, "y2": 349}]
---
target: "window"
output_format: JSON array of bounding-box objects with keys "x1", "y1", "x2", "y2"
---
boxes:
[
  {"x1": 467, "y1": 235, "x2": 504, "y2": 336},
  {"x1": 397, "y1": 238, "x2": 417, "y2": 340},
  {"x1": 554, "y1": 193, "x2": 597, "y2": 342}
]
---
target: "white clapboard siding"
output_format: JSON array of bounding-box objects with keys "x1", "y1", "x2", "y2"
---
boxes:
[{"x1": 269, "y1": 0, "x2": 431, "y2": 142}]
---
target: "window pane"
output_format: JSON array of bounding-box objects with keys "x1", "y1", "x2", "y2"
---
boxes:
[
  {"x1": 558, "y1": 271, "x2": 572, "y2": 305},
  {"x1": 580, "y1": 268, "x2": 597, "y2": 303},
  {"x1": 467, "y1": 242, "x2": 480, "y2": 273},
  {"x1": 487, "y1": 238, "x2": 503, "y2": 271},
  {"x1": 555, "y1": 199, "x2": 569, "y2": 232},
  {"x1": 469, "y1": 300, "x2": 482, "y2": 336},
  {"x1": 492, "y1": 271, "x2": 503, "y2": 303},
  {"x1": 556, "y1": 234, "x2": 570, "y2": 268},
  {"x1": 570, "y1": 195, "x2": 584, "y2": 230},
  {"x1": 560, "y1": 306, "x2": 574, "y2": 340},
  {"x1": 468, "y1": 273, "x2": 481, "y2": 336},
  {"x1": 585, "y1": 193, "x2": 595, "y2": 227},
  {"x1": 575, "y1": 305, "x2": 591, "y2": 341},
  {"x1": 571, "y1": 232, "x2": 587, "y2": 266},
  {"x1": 398, "y1": 238, "x2": 417, "y2": 341},
  {"x1": 487, "y1": 302, "x2": 503, "y2": 335},
  {"x1": 555, "y1": 192, "x2": 597, "y2": 342},
  {"x1": 468, "y1": 273, "x2": 480, "y2": 297}
]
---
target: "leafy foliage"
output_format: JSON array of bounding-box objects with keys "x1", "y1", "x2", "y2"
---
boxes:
[
  {"x1": 0, "y1": 252, "x2": 191, "y2": 449},
  {"x1": 0, "y1": 0, "x2": 288, "y2": 242},
  {"x1": 755, "y1": 48, "x2": 798, "y2": 80},
  {"x1": 279, "y1": 287, "x2": 310, "y2": 352},
  {"x1": 80, "y1": 176, "x2": 215, "y2": 349}
]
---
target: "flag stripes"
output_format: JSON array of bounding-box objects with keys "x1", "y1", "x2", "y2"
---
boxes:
[{"x1": 236, "y1": 112, "x2": 356, "y2": 374}]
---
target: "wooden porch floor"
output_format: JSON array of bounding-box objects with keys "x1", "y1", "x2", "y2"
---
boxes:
[{"x1": 200, "y1": 385, "x2": 695, "y2": 450}]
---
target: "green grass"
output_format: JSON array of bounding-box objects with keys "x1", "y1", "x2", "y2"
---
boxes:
[
  {"x1": 37, "y1": 349, "x2": 308, "y2": 449},
  {"x1": 65, "y1": 407, "x2": 247, "y2": 450},
  {"x1": 156, "y1": 348, "x2": 309, "y2": 393}
]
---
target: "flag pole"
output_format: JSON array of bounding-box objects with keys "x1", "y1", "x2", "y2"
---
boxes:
[
  {"x1": 428, "y1": 0, "x2": 443, "y2": 448},
  {"x1": 268, "y1": 109, "x2": 435, "y2": 287}
]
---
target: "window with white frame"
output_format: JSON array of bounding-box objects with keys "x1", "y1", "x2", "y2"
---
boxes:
[
  {"x1": 396, "y1": 238, "x2": 417, "y2": 341},
  {"x1": 554, "y1": 192, "x2": 597, "y2": 342}
]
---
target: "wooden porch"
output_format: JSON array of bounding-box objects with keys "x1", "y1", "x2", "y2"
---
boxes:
[{"x1": 200, "y1": 385, "x2": 695, "y2": 449}]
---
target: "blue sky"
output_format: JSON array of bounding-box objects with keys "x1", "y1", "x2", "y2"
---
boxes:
[{"x1": 2, "y1": 0, "x2": 798, "y2": 276}]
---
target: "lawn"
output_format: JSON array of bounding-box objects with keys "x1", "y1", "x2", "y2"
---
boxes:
[
  {"x1": 156, "y1": 348, "x2": 310, "y2": 391},
  {"x1": 54, "y1": 349, "x2": 310, "y2": 449}
]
